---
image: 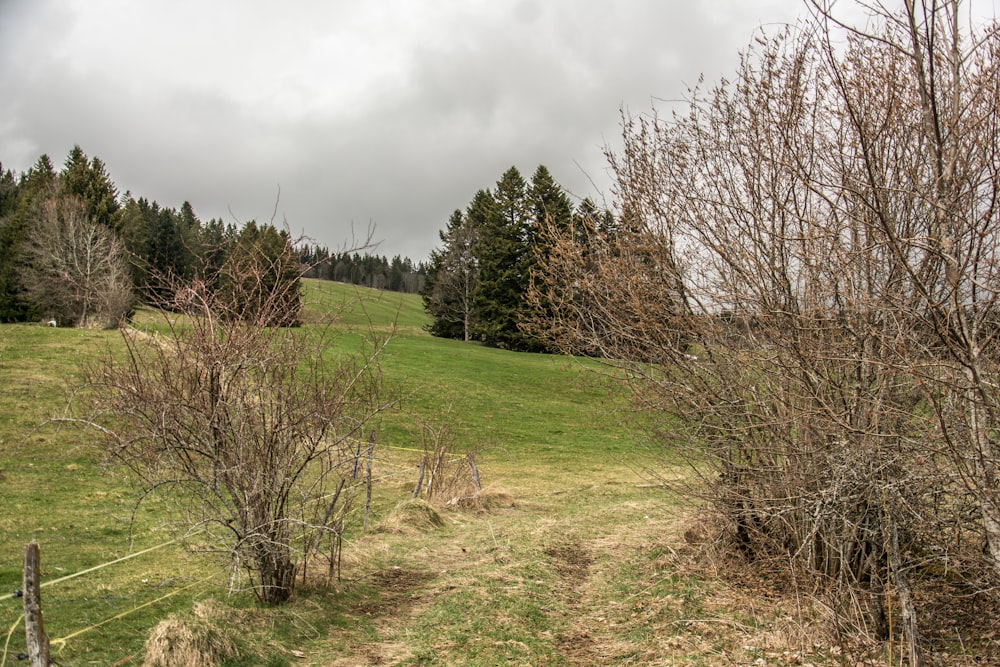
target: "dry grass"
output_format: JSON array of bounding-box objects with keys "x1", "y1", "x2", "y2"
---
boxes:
[
  {"x1": 142, "y1": 600, "x2": 239, "y2": 667},
  {"x1": 373, "y1": 499, "x2": 445, "y2": 535},
  {"x1": 451, "y1": 485, "x2": 516, "y2": 511}
]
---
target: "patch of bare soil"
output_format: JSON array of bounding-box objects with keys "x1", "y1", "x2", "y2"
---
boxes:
[
  {"x1": 349, "y1": 566, "x2": 435, "y2": 618},
  {"x1": 546, "y1": 542, "x2": 594, "y2": 580},
  {"x1": 546, "y1": 541, "x2": 609, "y2": 665},
  {"x1": 333, "y1": 567, "x2": 436, "y2": 666}
]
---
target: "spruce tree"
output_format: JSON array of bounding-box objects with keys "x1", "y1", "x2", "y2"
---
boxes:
[
  {"x1": 59, "y1": 146, "x2": 120, "y2": 230},
  {"x1": 0, "y1": 163, "x2": 20, "y2": 220},
  {"x1": 422, "y1": 207, "x2": 481, "y2": 340},
  {"x1": 0, "y1": 155, "x2": 57, "y2": 321},
  {"x1": 473, "y1": 167, "x2": 533, "y2": 350},
  {"x1": 524, "y1": 166, "x2": 574, "y2": 352},
  {"x1": 528, "y1": 165, "x2": 573, "y2": 241},
  {"x1": 219, "y1": 222, "x2": 301, "y2": 326}
]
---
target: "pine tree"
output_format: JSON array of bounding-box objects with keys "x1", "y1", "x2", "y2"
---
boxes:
[
  {"x1": 422, "y1": 207, "x2": 481, "y2": 340},
  {"x1": 0, "y1": 155, "x2": 57, "y2": 321},
  {"x1": 59, "y1": 146, "x2": 120, "y2": 230},
  {"x1": 473, "y1": 167, "x2": 535, "y2": 350}
]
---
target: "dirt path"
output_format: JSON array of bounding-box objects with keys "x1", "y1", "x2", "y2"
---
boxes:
[{"x1": 307, "y1": 477, "x2": 853, "y2": 666}]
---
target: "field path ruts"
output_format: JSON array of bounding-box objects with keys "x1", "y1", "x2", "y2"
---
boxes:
[{"x1": 546, "y1": 540, "x2": 604, "y2": 665}]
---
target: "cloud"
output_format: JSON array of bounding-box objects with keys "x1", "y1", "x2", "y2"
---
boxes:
[{"x1": 1, "y1": 0, "x2": 822, "y2": 261}]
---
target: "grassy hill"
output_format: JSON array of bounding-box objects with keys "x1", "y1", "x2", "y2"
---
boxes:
[{"x1": 0, "y1": 280, "x2": 854, "y2": 666}]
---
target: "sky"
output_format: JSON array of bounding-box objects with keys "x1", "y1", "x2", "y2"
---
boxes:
[{"x1": 1, "y1": 1, "x2": 995, "y2": 263}]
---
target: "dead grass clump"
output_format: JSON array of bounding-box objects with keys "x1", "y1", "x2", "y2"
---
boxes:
[
  {"x1": 450, "y1": 486, "x2": 515, "y2": 511},
  {"x1": 374, "y1": 499, "x2": 445, "y2": 534},
  {"x1": 142, "y1": 605, "x2": 238, "y2": 667}
]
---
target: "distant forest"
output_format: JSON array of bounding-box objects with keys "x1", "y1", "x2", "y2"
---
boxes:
[
  {"x1": 297, "y1": 246, "x2": 427, "y2": 294},
  {"x1": 0, "y1": 146, "x2": 426, "y2": 326}
]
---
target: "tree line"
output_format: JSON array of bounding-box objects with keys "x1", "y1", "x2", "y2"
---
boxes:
[
  {"x1": 297, "y1": 245, "x2": 427, "y2": 294},
  {"x1": 0, "y1": 146, "x2": 424, "y2": 328},
  {"x1": 421, "y1": 164, "x2": 613, "y2": 352}
]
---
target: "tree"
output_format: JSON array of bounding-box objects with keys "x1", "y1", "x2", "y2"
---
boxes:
[
  {"x1": 529, "y1": 1, "x2": 1000, "y2": 659},
  {"x1": 524, "y1": 166, "x2": 574, "y2": 352},
  {"x1": 422, "y1": 208, "x2": 481, "y2": 340},
  {"x1": 195, "y1": 216, "x2": 235, "y2": 291},
  {"x1": 474, "y1": 168, "x2": 537, "y2": 350},
  {"x1": 527, "y1": 165, "x2": 573, "y2": 248},
  {"x1": 0, "y1": 155, "x2": 57, "y2": 322},
  {"x1": 86, "y1": 253, "x2": 388, "y2": 604},
  {"x1": 0, "y1": 163, "x2": 19, "y2": 220},
  {"x1": 424, "y1": 165, "x2": 576, "y2": 349},
  {"x1": 60, "y1": 145, "x2": 120, "y2": 230},
  {"x1": 21, "y1": 196, "x2": 133, "y2": 327},
  {"x1": 219, "y1": 222, "x2": 302, "y2": 326}
]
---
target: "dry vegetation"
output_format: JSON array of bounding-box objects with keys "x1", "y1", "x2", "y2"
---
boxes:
[{"x1": 527, "y1": 1, "x2": 1000, "y2": 663}]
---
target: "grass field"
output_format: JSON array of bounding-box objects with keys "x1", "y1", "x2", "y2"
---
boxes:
[{"x1": 0, "y1": 280, "x2": 853, "y2": 666}]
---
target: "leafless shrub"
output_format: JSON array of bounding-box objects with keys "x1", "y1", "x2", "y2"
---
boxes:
[
  {"x1": 86, "y1": 245, "x2": 390, "y2": 604},
  {"x1": 410, "y1": 420, "x2": 484, "y2": 509},
  {"x1": 529, "y1": 1, "x2": 1000, "y2": 661}
]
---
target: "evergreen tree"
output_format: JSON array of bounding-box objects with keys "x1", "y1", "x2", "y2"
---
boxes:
[
  {"x1": 86, "y1": 157, "x2": 121, "y2": 230},
  {"x1": 0, "y1": 163, "x2": 20, "y2": 220},
  {"x1": 117, "y1": 194, "x2": 153, "y2": 285},
  {"x1": 528, "y1": 165, "x2": 573, "y2": 241},
  {"x1": 195, "y1": 217, "x2": 233, "y2": 295},
  {"x1": 148, "y1": 204, "x2": 191, "y2": 300},
  {"x1": 0, "y1": 155, "x2": 57, "y2": 321},
  {"x1": 219, "y1": 222, "x2": 302, "y2": 326},
  {"x1": 524, "y1": 166, "x2": 574, "y2": 352},
  {"x1": 179, "y1": 201, "x2": 199, "y2": 234},
  {"x1": 572, "y1": 197, "x2": 618, "y2": 251},
  {"x1": 388, "y1": 255, "x2": 405, "y2": 292},
  {"x1": 60, "y1": 145, "x2": 90, "y2": 201},
  {"x1": 59, "y1": 145, "x2": 120, "y2": 230},
  {"x1": 425, "y1": 165, "x2": 579, "y2": 350},
  {"x1": 473, "y1": 167, "x2": 535, "y2": 350},
  {"x1": 422, "y1": 207, "x2": 481, "y2": 340}
]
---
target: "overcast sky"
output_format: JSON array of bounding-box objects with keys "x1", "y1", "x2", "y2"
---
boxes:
[{"x1": 1, "y1": 1, "x2": 994, "y2": 263}]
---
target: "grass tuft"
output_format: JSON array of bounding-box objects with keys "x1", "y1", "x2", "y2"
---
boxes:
[
  {"x1": 374, "y1": 499, "x2": 444, "y2": 534},
  {"x1": 143, "y1": 601, "x2": 239, "y2": 667}
]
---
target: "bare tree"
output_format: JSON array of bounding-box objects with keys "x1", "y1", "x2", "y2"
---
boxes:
[
  {"x1": 24, "y1": 196, "x2": 133, "y2": 327},
  {"x1": 86, "y1": 244, "x2": 390, "y2": 604},
  {"x1": 529, "y1": 1, "x2": 1000, "y2": 660}
]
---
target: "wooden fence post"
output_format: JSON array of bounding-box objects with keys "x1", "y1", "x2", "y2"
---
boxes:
[{"x1": 23, "y1": 540, "x2": 50, "y2": 667}]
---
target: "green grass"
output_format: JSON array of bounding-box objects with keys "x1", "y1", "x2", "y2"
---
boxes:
[
  {"x1": 0, "y1": 324, "x2": 225, "y2": 665},
  {"x1": 0, "y1": 280, "x2": 842, "y2": 666},
  {"x1": 302, "y1": 279, "x2": 428, "y2": 333}
]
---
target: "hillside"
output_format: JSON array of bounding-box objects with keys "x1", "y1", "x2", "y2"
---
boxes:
[{"x1": 0, "y1": 282, "x2": 874, "y2": 665}]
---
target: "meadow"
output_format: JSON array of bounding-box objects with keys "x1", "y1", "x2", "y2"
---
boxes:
[{"x1": 1, "y1": 281, "x2": 843, "y2": 666}]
